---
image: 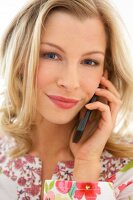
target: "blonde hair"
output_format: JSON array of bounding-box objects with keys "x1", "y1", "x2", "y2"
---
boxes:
[{"x1": 0, "y1": 0, "x2": 133, "y2": 157}]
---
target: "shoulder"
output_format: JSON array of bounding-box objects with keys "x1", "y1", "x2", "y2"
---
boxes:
[
  {"x1": 100, "y1": 150, "x2": 133, "y2": 198},
  {"x1": 0, "y1": 136, "x2": 42, "y2": 199},
  {"x1": 0, "y1": 136, "x2": 18, "y2": 199},
  {"x1": 100, "y1": 150, "x2": 131, "y2": 180},
  {"x1": 0, "y1": 135, "x2": 41, "y2": 173},
  {"x1": 0, "y1": 135, "x2": 15, "y2": 157},
  {"x1": 0, "y1": 135, "x2": 16, "y2": 173}
]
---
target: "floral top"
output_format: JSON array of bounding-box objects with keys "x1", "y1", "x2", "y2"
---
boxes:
[{"x1": 0, "y1": 136, "x2": 133, "y2": 200}]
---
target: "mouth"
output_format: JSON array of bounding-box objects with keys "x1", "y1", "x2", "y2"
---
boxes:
[{"x1": 47, "y1": 95, "x2": 80, "y2": 109}]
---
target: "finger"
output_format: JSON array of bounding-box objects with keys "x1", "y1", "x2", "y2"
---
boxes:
[
  {"x1": 95, "y1": 88, "x2": 122, "y2": 106},
  {"x1": 85, "y1": 101, "x2": 113, "y2": 143},
  {"x1": 100, "y1": 77, "x2": 121, "y2": 98},
  {"x1": 95, "y1": 88, "x2": 122, "y2": 124},
  {"x1": 85, "y1": 101, "x2": 112, "y2": 124}
]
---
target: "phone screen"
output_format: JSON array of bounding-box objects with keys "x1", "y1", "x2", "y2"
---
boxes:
[{"x1": 72, "y1": 95, "x2": 97, "y2": 143}]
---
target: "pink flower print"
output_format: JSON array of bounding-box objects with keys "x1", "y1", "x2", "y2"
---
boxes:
[
  {"x1": 106, "y1": 174, "x2": 116, "y2": 183},
  {"x1": 3, "y1": 170, "x2": 10, "y2": 177},
  {"x1": 74, "y1": 182, "x2": 101, "y2": 200},
  {"x1": 25, "y1": 155, "x2": 35, "y2": 163},
  {"x1": 11, "y1": 175, "x2": 17, "y2": 181},
  {"x1": 65, "y1": 161, "x2": 74, "y2": 169},
  {"x1": 118, "y1": 181, "x2": 133, "y2": 191},
  {"x1": 0, "y1": 155, "x2": 6, "y2": 163},
  {"x1": 25, "y1": 184, "x2": 40, "y2": 196},
  {"x1": 55, "y1": 181, "x2": 72, "y2": 194},
  {"x1": 18, "y1": 177, "x2": 26, "y2": 186},
  {"x1": 14, "y1": 159, "x2": 23, "y2": 169},
  {"x1": 44, "y1": 191, "x2": 55, "y2": 200},
  {"x1": 22, "y1": 197, "x2": 30, "y2": 200}
]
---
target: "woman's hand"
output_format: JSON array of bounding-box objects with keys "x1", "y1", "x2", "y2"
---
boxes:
[{"x1": 69, "y1": 76, "x2": 122, "y2": 181}]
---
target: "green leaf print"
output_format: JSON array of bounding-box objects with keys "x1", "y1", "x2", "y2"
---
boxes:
[
  {"x1": 108, "y1": 182, "x2": 113, "y2": 189},
  {"x1": 68, "y1": 182, "x2": 76, "y2": 198},
  {"x1": 121, "y1": 160, "x2": 133, "y2": 172},
  {"x1": 44, "y1": 182, "x2": 49, "y2": 193},
  {"x1": 49, "y1": 180, "x2": 55, "y2": 190}
]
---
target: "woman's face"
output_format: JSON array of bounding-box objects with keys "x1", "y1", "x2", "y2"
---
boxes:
[{"x1": 36, "y1": 11, "x2": 106, "y2": 124}]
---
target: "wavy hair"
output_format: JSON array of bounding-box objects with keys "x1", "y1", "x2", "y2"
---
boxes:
[{"x1": 0, "y1": 0, "x2": 133, "y2": 157}]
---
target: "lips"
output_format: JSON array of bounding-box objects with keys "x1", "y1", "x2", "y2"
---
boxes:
[
  {"x1": 47, "y1": 95, "x2": 79, "y2": 109},
  {"x1": 48, "y1": 95, "x2": 79, "y2": 103}
]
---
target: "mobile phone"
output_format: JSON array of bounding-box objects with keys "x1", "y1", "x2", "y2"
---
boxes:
[{"x1": 72, "y1": 95, "x2": 97, "y2": 143}]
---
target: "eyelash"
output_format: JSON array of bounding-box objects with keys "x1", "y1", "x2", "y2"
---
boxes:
[
  {"x1": 40, "y1": 52, "x2": 99, "y2": 66},
  {"x1": 81, "y1": 59, "x2": 99, "y2": 66},
  {"x1": 40, "y1": 52, "x2": 60, "y2": 60}
]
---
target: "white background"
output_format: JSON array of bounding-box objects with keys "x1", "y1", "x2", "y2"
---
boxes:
[
  {"x1": 0, "y1": 0, "x2": 133, "y2": 52},
  {"x1": 0, "y1": 0, "x2": 133, "y2": 41},
  {"x1": 0, "y1": 0, "x2": 133, "y2": 131}
]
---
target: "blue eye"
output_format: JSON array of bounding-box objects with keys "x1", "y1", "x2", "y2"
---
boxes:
[
  {"x1": 82, "y1": 59, "x2": 99, "y2": 66},
  {"x1": 41, "y1": 52, "x2": 59, "y2": 60}
]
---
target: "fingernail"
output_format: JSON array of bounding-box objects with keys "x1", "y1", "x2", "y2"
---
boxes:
[
  {"x1": 96, "y1": 88, "x2": 101, "y2": 91},
  {"x1": 85, "y1": 104, "x2": 92, "y2": 109}
]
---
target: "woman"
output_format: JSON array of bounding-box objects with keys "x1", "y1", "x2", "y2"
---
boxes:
[{"x1": 0, "y1": 0, "x2": 133, "y2": 199}]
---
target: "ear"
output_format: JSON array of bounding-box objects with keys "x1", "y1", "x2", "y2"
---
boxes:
[{"x1": 103, "y1": 69, "x2": 108, "y2": 79}]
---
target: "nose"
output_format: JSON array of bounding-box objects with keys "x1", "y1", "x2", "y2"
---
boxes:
[{"x1": 56, "y1": 64, "x2": 80, "y2": 91}]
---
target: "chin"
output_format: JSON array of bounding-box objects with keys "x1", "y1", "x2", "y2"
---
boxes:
[
  {"x1": 36, "y1": 104, "x2": 80, "y2": 125},
  {"x1": 39, "y1": 111, "x2": 78, "y2": 125},
  {"x1": 46, "y1": 116, "x2": 76, "y2": 125}
]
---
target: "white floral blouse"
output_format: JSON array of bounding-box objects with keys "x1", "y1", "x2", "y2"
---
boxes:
[{"x1": 0, "y1": 136, "x2": 133, "y2": 200}]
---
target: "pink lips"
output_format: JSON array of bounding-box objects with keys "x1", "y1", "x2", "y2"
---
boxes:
[{"x1": 47, "y1": 95, "x2": 79, "y2": 109}]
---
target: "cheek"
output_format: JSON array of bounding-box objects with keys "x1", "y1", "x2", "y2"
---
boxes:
[
  {"x1": 36, "y1": 64, "x2": 56, "y2": 89},
  {"x1": 81, "y1": 70, "x2": 103, "y2": 94}
]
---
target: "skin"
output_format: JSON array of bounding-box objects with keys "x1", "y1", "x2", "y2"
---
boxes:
[{"x1": 31, "y1": 11, "x2": 122, "y2": 182}]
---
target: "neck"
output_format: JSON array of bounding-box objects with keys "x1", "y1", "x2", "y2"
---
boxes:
[{"x1": 30, "y1": 117, "x2": 76, "y2": 161}]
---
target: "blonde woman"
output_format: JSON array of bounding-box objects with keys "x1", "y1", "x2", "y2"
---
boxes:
[{"x1": 0, "y1": 0, "x2": 133, "y2": 199}]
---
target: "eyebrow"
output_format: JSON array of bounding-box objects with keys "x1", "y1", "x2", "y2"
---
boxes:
[{"x1": 41, "y1": 42, "x2": 105, "y2": 56}]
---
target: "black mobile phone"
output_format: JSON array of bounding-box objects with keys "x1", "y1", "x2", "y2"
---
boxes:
[{"x1": 72, "y1": 95, "x2": 97, "y2": 143}]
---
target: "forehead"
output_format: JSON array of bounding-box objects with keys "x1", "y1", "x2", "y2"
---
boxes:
[{"x1": 41, "y1": 11, "x2": 107, "y2": 51}]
